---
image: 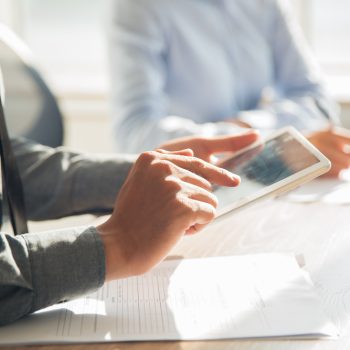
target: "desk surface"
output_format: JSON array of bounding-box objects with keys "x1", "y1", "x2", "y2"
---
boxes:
[{"x1": 5, "y1": 198, "x2": 350, "y2": 350}]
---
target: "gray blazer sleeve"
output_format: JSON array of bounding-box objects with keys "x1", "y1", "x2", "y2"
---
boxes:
[
  {"x1": 0, "y1": 138, "x2": 137, "y2": 326},
  {"x1": 12, "y1": 137, "x2": 136, "y2": 220},
  {"x1": 0, "y1": 226, "x2": 105, "y2": 326}
]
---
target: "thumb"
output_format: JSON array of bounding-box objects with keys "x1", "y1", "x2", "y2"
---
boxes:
[
  {"x1": 203, "y1": 130, "x2": 260, "y2": 155},
  {"x1": 155, "y1": 148, "x2": 194, "y2": 157}
]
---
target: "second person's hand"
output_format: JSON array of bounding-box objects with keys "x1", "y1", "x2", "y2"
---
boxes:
[
  {"x1": 307, "y1": 127, "x2": 350, "y2": 177},
  {"x1": 159, "y1": 130, "x2": 260, "y2": 163}
]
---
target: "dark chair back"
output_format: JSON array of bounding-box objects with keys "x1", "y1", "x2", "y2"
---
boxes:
[{"x1": 0, "y1": 24, "x2": 64, "y2": 147}]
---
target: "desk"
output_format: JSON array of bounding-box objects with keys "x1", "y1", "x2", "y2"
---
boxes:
[{"x1": 5, "y1": 198, "x2": 350, "y2": 350}]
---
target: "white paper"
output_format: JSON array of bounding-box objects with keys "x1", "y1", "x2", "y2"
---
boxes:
[{"x1": 0, "y1": 254, "x2": 338, "y2": 345}]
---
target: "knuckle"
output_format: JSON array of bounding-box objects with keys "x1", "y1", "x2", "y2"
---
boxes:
[
  {"x1": 176, "y1": 194, "x2": 195, "y2": 214},
  {"x1": 191, "y1": 157, "x2": 206, "y2": 169},
  {"x1": 187, "y1": 199, "x2": 201, "y2": 215},
  {"x1": 138, "y1": 151, "x2": 157, "y2": 164},
  {"x1": 152, "y1": 160, "x2": 173, "y2": 176},
  {"x1": 165, "y1": 177, "x2": 183, "y2": 192},
  {"x1": 197, "y1": 201, "x2": 216, "y2": 220}
]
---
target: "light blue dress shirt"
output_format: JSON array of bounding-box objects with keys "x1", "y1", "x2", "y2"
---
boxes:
[{"x1": 109, "y1": 0, "x2": 338, "y2": 153}]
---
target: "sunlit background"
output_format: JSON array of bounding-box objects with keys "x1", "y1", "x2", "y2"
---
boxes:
[{"x1": 0, "y1": 0, "x2": 349, "y2": 152}]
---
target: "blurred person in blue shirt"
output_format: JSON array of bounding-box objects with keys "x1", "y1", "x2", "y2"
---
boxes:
[{"x1": 108, "y1": 0, "x2": 350, "y2": 177}]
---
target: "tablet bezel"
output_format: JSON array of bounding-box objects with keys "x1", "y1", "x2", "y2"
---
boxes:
[{"x1": 214, "y1": 126, "x2": 331, "y2": 220}]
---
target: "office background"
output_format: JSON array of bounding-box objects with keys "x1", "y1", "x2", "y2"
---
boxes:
[{"x1": 0, "y1": 0, "x2": 349, "y2": 154}]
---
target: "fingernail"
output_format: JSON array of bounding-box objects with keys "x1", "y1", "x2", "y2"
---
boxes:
[
  {"x1": 227, "y1": 171, "x2": 240, "y2": 183},
  {"x1": 233, "y1": 174, "x2": 241, "y2": 183},
  {"x1": 185, "y1": 148, "x2": 194, "y2": 155}
]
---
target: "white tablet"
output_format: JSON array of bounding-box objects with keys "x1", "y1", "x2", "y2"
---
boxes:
[{"x1": 214, "y1": 126, "x2": 331, "y2": 219}]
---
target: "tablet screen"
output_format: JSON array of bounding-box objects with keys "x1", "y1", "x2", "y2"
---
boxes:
[{"x1": 214, "y1": 131, "x2": 320, "y2": 211}]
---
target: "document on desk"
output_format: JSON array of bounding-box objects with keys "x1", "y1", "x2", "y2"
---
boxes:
[{"x1": 0, "y1": 254, "x2": 338, "y2": 345}]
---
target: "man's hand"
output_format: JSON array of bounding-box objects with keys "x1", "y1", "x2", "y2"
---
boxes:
[
  {"x1": 307, "y1": 127, "x2": 350, "y2": 177},
  {"x1": 159, "y1": 130, "x2": 260, "y2": 163},
  {"x1": 97, "y1": 150, "x2": 240, "y2": 281}
]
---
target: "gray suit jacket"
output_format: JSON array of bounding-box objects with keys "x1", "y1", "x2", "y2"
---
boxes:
[{"x1": 0, "y1": 138, "x2": 136, "y2": 326}]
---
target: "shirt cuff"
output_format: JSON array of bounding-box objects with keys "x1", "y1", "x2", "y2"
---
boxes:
[{"x1": 22, "y1": 226, "x2": 105, "y2": 313}]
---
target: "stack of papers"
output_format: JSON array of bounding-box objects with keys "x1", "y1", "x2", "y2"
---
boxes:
[{"x1": 0, "y1": 254, "x2": 338, "y2": 345}]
